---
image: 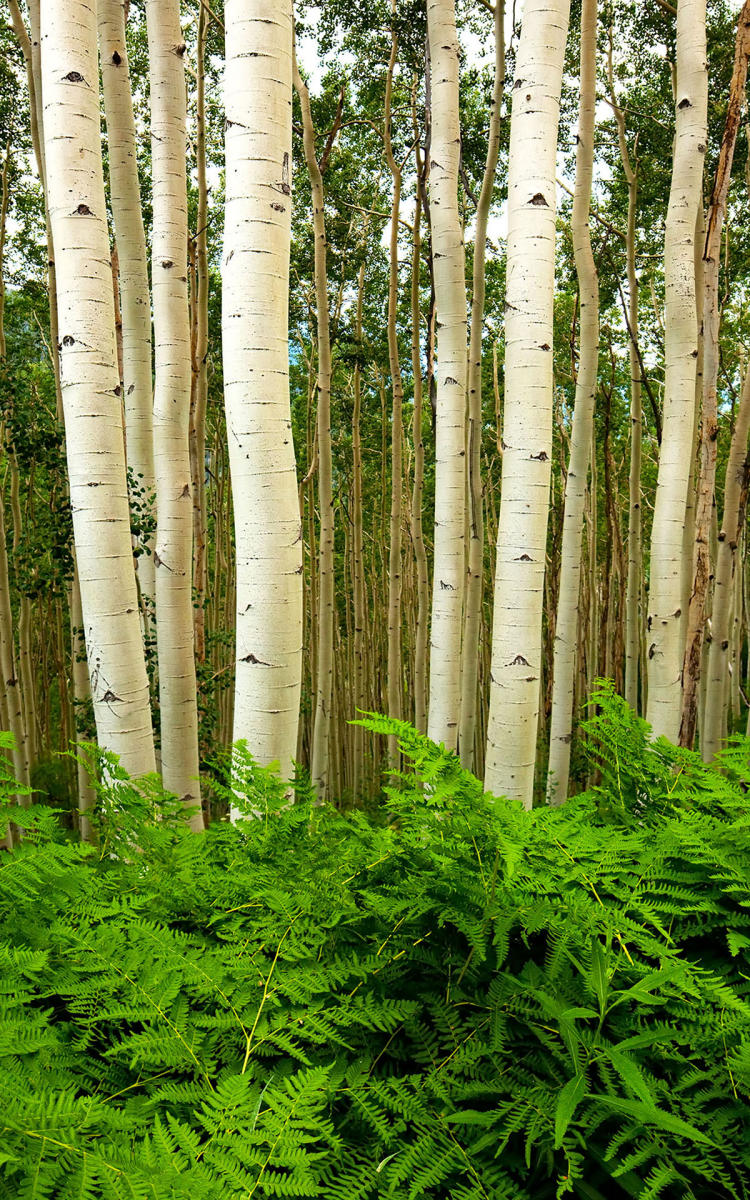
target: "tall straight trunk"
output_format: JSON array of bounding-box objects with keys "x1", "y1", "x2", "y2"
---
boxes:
[
  {"x1": 484, "y1": 0, "x2": 571, "y2": 806},
  {"x1": 679, "y1": 0, "x2": 750, "y2": 748},
  {"x1": 40, "y1": 0, "x2": 155, "y2": 776},
  {"x1": 385, "y1": 19, "x2": 404, "y2": 743},
  {"x1": 459, "y1": 0, "x2": 505, "y2": 770},
  {"x1": 99, "y1": 0, "x2": 156, "y2": 609},
  {"x1": 425, "y1": 0, "x2": 467, "y2": 750},
  {"x1": 0, "y1": 471, "x2": 28, "y2": 802},
  {"x1": 410, "y1": 186, "x2": 430, "y2": 735},
  {"x1": 7, "y1": 0, "x2": 63, "y2": 419},
  {"x1": 9, "y1": 459, "x2": 35, "y2": 767},
  {"x1": 547, "y1": 0, "x2": 599, "y2": 805},
  {"x1": 607, "y1": 44, "x2": 642, "y2": 713},
  {"x1": 190, "y1": 1, "x2": 210, "y2": 665},
  {"x1": 223, "y1": 0, "x2": 302, "y2": 785},
  {"x1": 646, "y1": 0, "x2": 708, "y2": 741},
  {"x1": 702, "y1": 365, "x2": 750, "y2": 759},
  {"x1": 145, "y1": 0, "x2": 202, "y2": 825},
  {"x1": 352, "y1": 263, "x2": 366, "y2": 788},
  {"x1": 295, "y1": 62, "x2": 334, "y2": 800}
]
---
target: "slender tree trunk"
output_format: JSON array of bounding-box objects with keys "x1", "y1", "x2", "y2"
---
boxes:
[
  {"x1": 384, "y1": 17, "x2": 404, "y2": 746},
  {"x1": 607, "y1": 43, "x2": 642, "y2": 714},
  {"x1": 459, "y1": 0, "x2": 505, "y2": 769},
  {"x1": 295, "y1": 61, "x2": 335, "y2": 799},
  {"x1": 145, "y1": 0, "x2": 202, "y2": 825},
  {"x1": 410, "y1": 186, "x2": 430, "y2": 735},
  {"x1": 679, "y1": 0, "x2": 750, "y2": 747},
  {"x1": 646, "y1": 0, "x2": 708, "y2": 740},
  {"x1": 40, "y1": 0, "x2": 155, "y2": 776},
  {"x1": 485, "y1": 0, "x2": 571, "y2": 805},
  {"x1": 425, "y1": 0, "x2": 467, "y2": 750},
  {"x1": 99, "y1": 0, "x2": 156, "y2": 609},
  {"x1": 547, "y1": 0, "x2": 599, "y2": 805},
  {"x1": 352, "y1": 263, "x2": 366, "y2": 788},
  {"x1": 703, "y1": 365, "x2": 750, "y2": 759},
  {"x1": 223, "y1": 0, "x2": 302, "y2": 787},
  {"x1": 0, "y1": 457, "x2": 29, "y2": 802},
  {"x1": 190, "y1": 1, "x2": 210, "y2": 665},
  {"x1": 7, "y1": 0, "x2": 63, "y2": 419}
]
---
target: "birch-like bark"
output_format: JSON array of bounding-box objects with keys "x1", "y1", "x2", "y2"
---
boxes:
[
  {"x1": 459, "y1": 0, "x2": 505, "y2": 770},
  {"x1": 99, "y1": 0, "x2": 156, "y2": 609},
  {"x1": 40, "y1": 0, "x2": 155, "y2": 776},
  {"x1": 426, "y1": 0, "x2": 467, "y2": 750},
  {"x1": 295, "y1": 61, "x2": 334, "y2": 799},
  {"x1": 485, "y1": 0, "x2": 571, "y2": 805},
  {"x1": 546, "y1": 0, "x2": 599, "y2": 805},
  {"x1": 607, "y1": 42, "x2": 642, "y2": 713},
  {"x1": 646, "y1": 0, "x2": 707, "y2": 741},
  {"x1": 7, "y1": 0, "x2": 63, "y2": 419},
  {"x1": 223, "y1": 0, "x2": 302, "y2": 786},
  {"x1": 702, "y1": 365, "x2": 750, "y2": 759},
  {"x1": 410, "y1": 183, "x2": 430, "y2": 735},
  {"x1": 352, "y1": 262, "x2": 366, "y2": 790},
  {"x1": 145, "y1": 0, "x2": 202, "y2": 825},
  {"x1": 384, "y1": 19, "x2": 404, "y2": 742},
  {"x1": 679, "y1": 0, "x2": 750, "y2": 748},
  {"x1": 190, "y1": 1, "x2": 210, "y2": 664}
]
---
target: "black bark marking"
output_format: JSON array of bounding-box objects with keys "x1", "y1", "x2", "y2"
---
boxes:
[
  {"x1": 64, "y1": 71, "x2": 84, "y2": 83},
  {"x1": 112, "y1": 50, "x2": 122, "y2": 66},
  {"x1": 75, "y1": 204, "x2": 92, "y2": 215},
  {"x1": 530, "y1": 192, "x2": 548, "y2": 206}
]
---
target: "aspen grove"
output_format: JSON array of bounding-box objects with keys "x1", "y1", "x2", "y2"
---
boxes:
[
  {"x1": 4, "y1": 0, "x2": 750, "y2": 1194},
  {"x1": 7, "y1": 0, "x2": 750, "y2": 818}
]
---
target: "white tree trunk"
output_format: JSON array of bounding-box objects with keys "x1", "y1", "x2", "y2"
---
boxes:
[
  {"x1": 546, "y1": 0, "x2": 599, "y2": 805},
  {"x1": 426, "y1": 0, "x2": 467, "y2": 751},
  {"x1": 646, "y1": 0, "x2": 707, "y2": 741},
  {"x1": 484, "y1": 0, "x2": 571, "y2": 806},
  {"x1": 40, "y1": 0, "x2": 155, "y2": 777},
  {"x1": 702, "y1": 365, "x2": 750, "y2": 759},
  {"x1": 223, "y1": 0, "x2": 302, "y2": 786},
  {"x1": 145, "y1": 0, "x2": 202, "y2": 825},
  {"x1": 99, "y1": 0, "x2": 155, "y2": 609},
  {"x1": 459, "y1": 0, "x2": 504, "y2": 770}
]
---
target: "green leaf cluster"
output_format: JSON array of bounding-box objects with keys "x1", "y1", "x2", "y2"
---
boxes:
[{"x1": 0, "y1": 691, "x2": 748, "y2": 1198}]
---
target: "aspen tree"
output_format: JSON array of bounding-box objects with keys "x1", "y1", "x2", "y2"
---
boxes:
[
  {"x1": 40, "y1": 0, "x2": 155, "y2": 777},
  {"x1": 0, "y1": 475, "x2": 28, "y2": 804},
  {"x1": 679, "y1": 0, "x2": 750, "y2": 749},
  {"x1": 295, "y1": 60, "x2": 335, "y2": 800},
  {"x1": 223, "y1": 0, "x2": 302, "y2": 783},
  {"x1": 484, "y1": 0, "x2": 571, "y2": 806},
  {"x1": 190, "y1": 1, "x2": 210, "y2": 664},
  {"x1": 459, "y1": 0, "x2": 504, "y2": 771},
  {"x1": 351, "y1": 262, "x2": 366, "y2": 789},
  {"x1": 410, "y1": 180, "x2": 430, "y2": 735},
  {"x1": 547, "y1": 0, "x2": 599, "y2": 805},
  {"x1": 145, "y1": 0, "x2": 202, "y2": 826},
  {"x1": 7, "y1": 0, "x2": 63, "y2": 419},
  {"x1": 99, "y1": 0, "x2": 155, "y2": 609},
  {"x1": 702, "y1": 365, "x2": 750, "y2": 760},
  {"x1": 646, "y1": 0, "x2": 707, "y2": 741},
  {"x1": 384, "y1": 14, "x2": 404, "y2": 742},
  {"x1": 425, "y1": 0, "x2": 467, "y2": 751},
  {"x1": 606, "y1": 37, "x2": 642, "y2": 714}
]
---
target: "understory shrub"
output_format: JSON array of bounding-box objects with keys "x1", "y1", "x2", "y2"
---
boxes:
[{"x1": 0, "y1": 684, "x2": 749, "y2": 1199}]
